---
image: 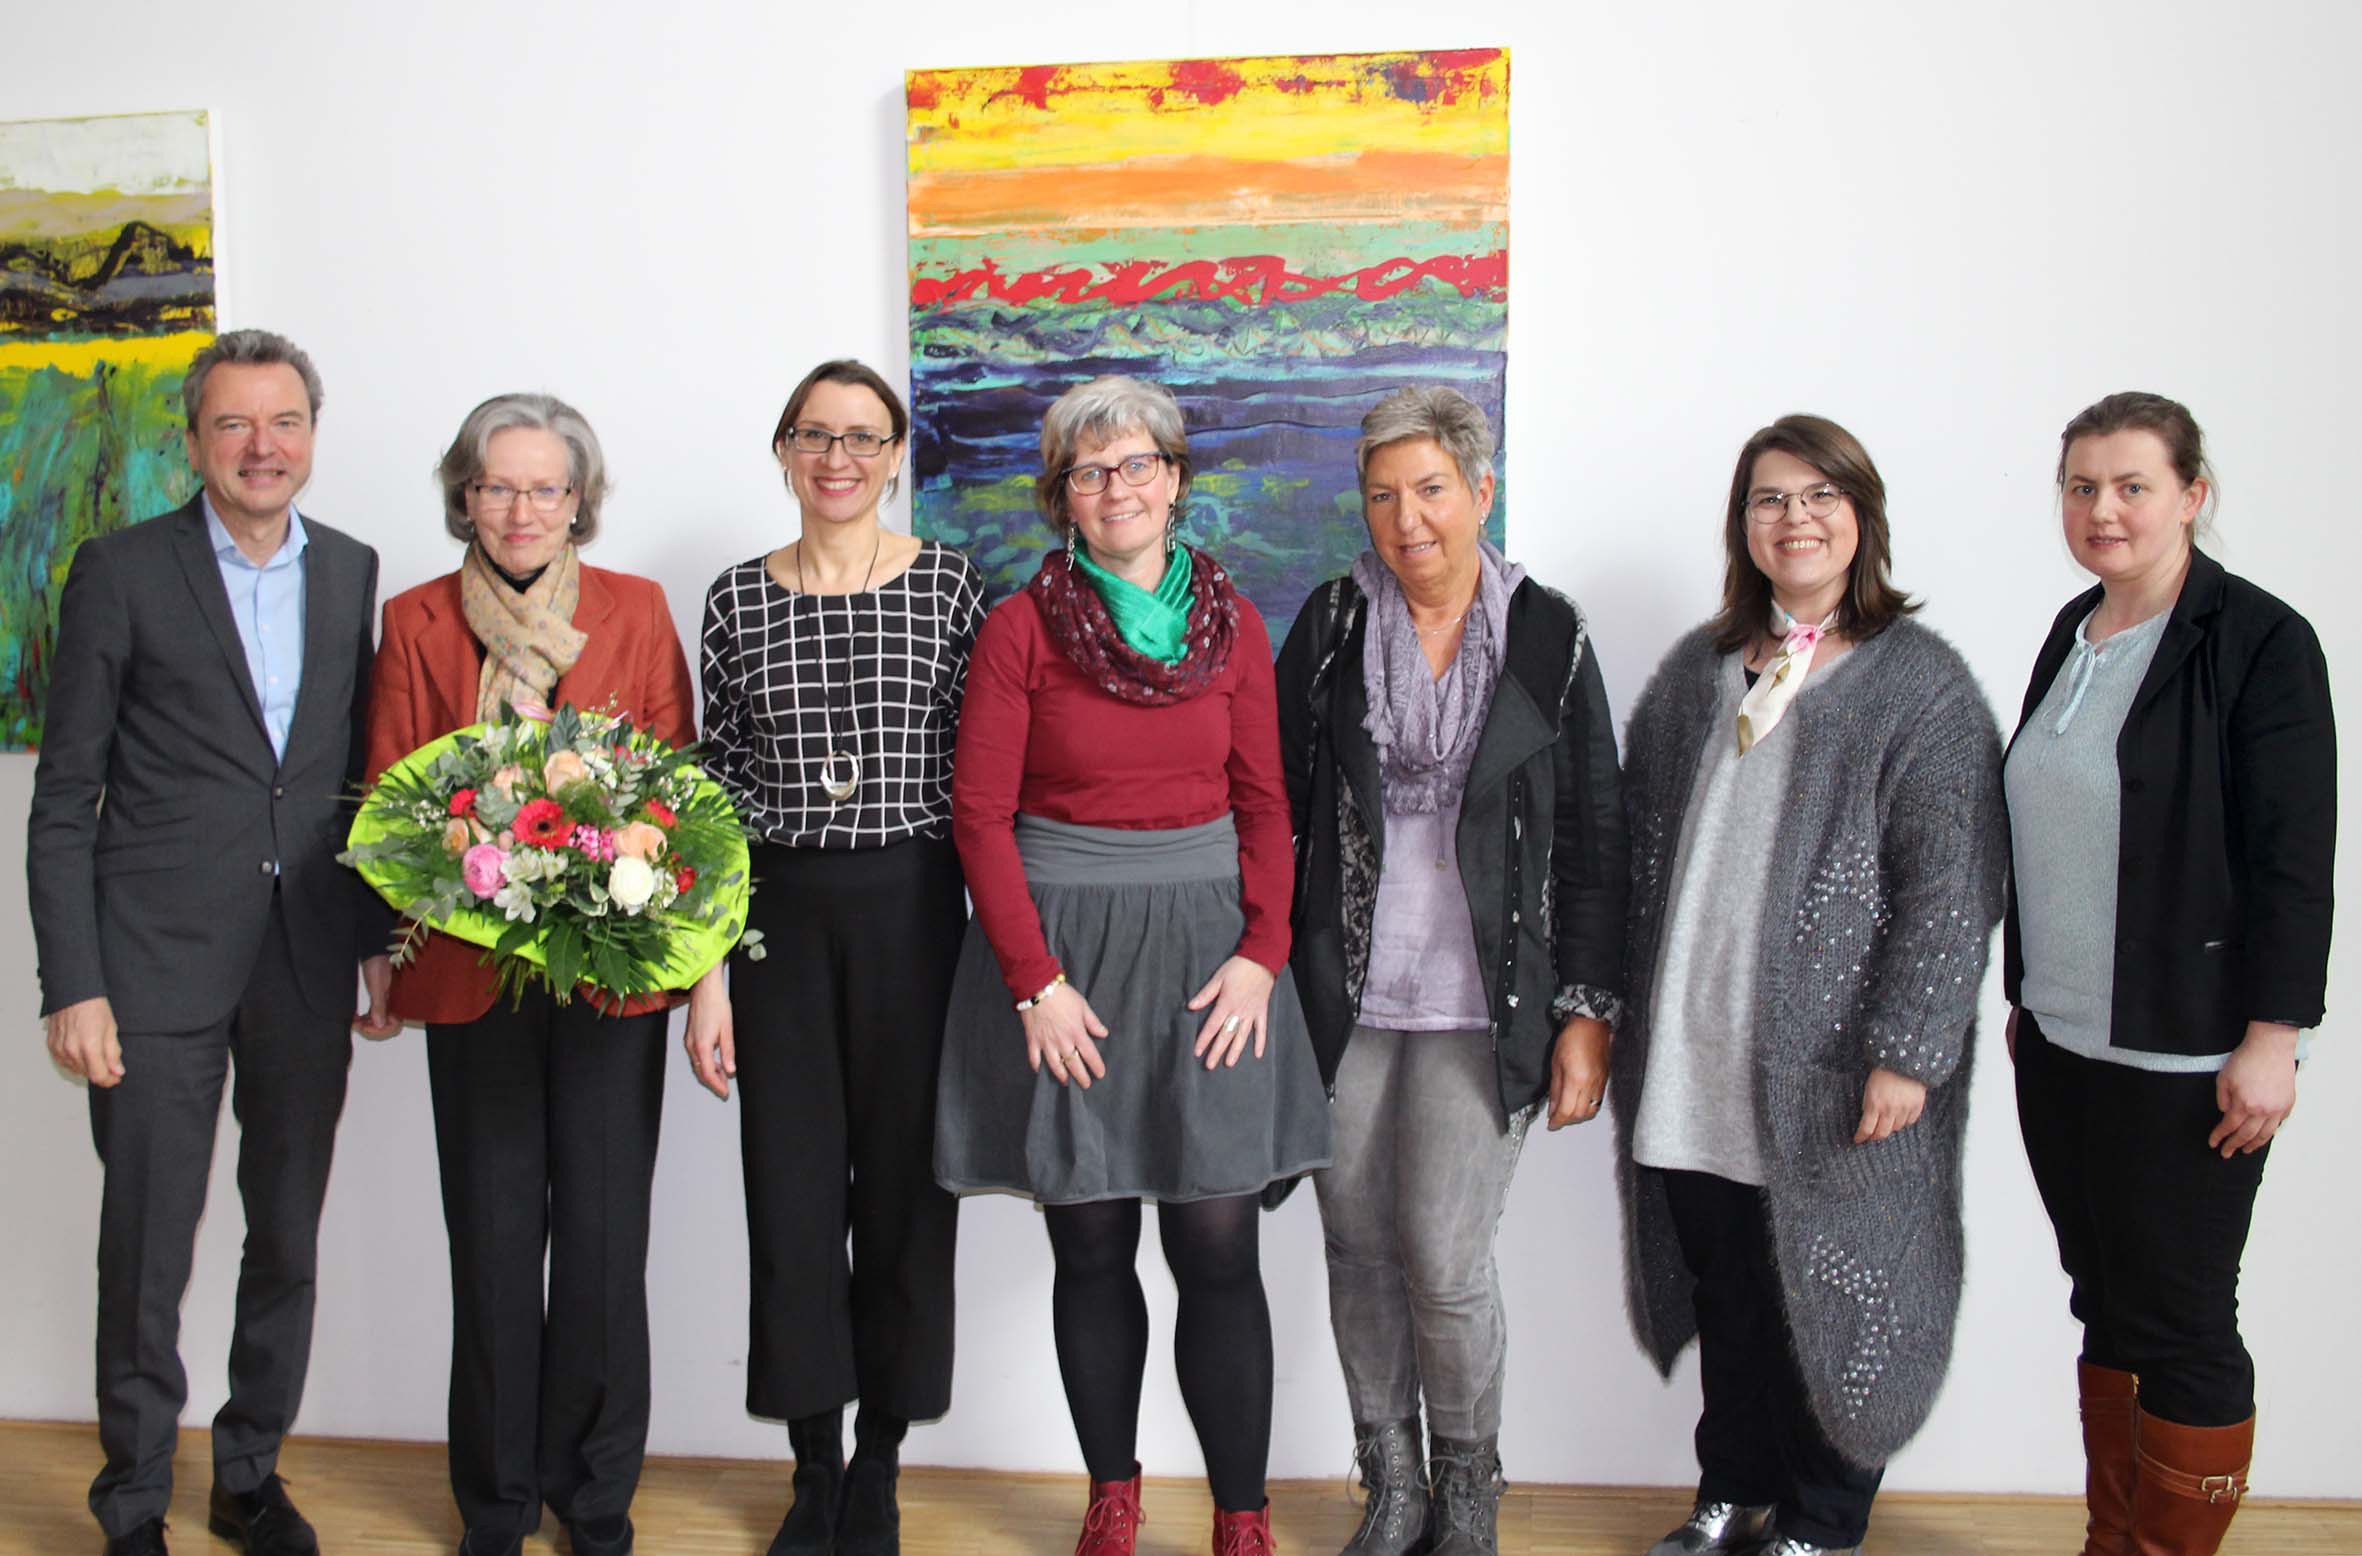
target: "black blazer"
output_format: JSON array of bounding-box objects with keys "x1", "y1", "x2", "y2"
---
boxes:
[
  {"x1": 26, "y1": 498, "x2": 383, "y2": 1031},
  {"x1": 2002, "y1": 548, "x2": 2335, "y2": 1054},
  {"x1": 1276, "y1": 573, "x2": 1628, "y2": 1113}
]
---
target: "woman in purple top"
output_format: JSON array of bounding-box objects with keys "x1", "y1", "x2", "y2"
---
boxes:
[{"x1": 1275, "y1": 386, "x2": 1629, "y2": 1556}]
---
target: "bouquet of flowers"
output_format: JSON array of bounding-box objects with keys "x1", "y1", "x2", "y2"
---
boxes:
[{"x1": 341, "y1": 701, "x2": 760, "y2": 1003}]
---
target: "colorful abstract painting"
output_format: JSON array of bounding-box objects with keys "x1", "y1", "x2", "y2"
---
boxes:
[
  {"x1": 905, "y1": 50, "x2": 1508, "y2": 642},
  {"x1": 1, "y1": 110, "x2": 213, "y2": 751}
]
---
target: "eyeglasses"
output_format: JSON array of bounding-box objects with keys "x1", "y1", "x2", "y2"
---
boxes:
[
  {"x1": 469, "y1": 481, "x2": 574, "y2": 514},
  {"x1": 785, "y1": 427, "x2": 894, "y2": 459},
  {"x1": 1747, "y1": 484, "x2": 1847, "y2": 524},
  {"x1": 1063, "y1": 452, "x2": 1169, "y2": 495}
]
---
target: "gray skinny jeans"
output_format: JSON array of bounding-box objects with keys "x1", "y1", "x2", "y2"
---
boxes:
[{"x1": 1313, "y1": 1025, "x2": 1534, "y2": 1440}]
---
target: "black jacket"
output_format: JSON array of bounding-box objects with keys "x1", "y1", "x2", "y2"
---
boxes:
[
  {"x1": 2003, "y1": 548, "x2": 2335, "y2": 1052},
  {"x1": 26, "y1": 499, "x2": 384, "y2": 1030},
  {"x1": 1275, "y1": 573, "x2": 1628, "y2": 1113}
]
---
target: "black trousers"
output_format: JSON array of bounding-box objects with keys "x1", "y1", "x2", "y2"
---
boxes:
[
  {"x1": 1662, "y1": 1169, "x2": 1884, "y2": 1550},
  {"x1": 733, "y1": 836, "x2": 965, "y2": 1421},
  {"x1": 2014, "y1": 1016, "x2": 2270, "y2": 1426},
  {"x1": 426, "y1": 988, "x2": 666, "y2": 1535},
  {"x1": 86, "y1": 897, "x2": 353, "y2": 1538}
]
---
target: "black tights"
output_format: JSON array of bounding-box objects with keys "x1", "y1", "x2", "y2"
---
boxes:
[{"x1": 1042, "y1": 1194, "x2": 1271, "y2": 1512}]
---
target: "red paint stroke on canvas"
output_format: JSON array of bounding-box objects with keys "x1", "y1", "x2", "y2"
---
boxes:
[
  {"x1": 911, "y1": 251, "x2": 1506, "y2": 309},
  {"x1": 992, "y1": 66, "x2": 1063, "y2": 110},
  {"x1": 1166, "y1": 59, "x2": 1247, "y2": 105}
]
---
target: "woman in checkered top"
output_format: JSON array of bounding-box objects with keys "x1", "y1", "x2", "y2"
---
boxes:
[{"x1": 687, "y1": 359, "x2": 984, "y2": 1556}]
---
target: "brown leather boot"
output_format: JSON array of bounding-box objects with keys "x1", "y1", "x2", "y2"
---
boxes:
[
  {"x1": 2078, "y1": 1360, "x2": 2140, "y2": 1555},
  {"x1": 2128, "y1": 1409, "x2": 2252, "y2": 1556}
]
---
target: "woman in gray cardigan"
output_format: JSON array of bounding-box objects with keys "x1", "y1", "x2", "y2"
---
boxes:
[{"x1": 1612, "y1": 415, "x2": 2007, "y2": 1556}]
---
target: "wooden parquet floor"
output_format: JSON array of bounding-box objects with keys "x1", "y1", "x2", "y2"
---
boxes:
[{"x1": 2, "y1": 1421, "x2": 2354, "y2": 1555}]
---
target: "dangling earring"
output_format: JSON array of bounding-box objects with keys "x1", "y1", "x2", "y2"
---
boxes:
[
  {"x1": 1064, "y1": 523, "x2": 1077, "y2": 563},
  {"x1": 1163, "y1": 509, "x2": 1179, "y2": 558}
]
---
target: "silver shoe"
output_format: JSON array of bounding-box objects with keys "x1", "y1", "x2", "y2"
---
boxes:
[
  {"x1": 1746, "y1": 1528, "x2": 1860, "y2": 1556},
  {"x1": 1646, "y1": 1500, "x2": 1774, "y2": 1556}
]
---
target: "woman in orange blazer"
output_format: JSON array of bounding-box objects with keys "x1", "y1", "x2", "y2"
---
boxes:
[{"x1": 364, "y1": 392, "x2": 718, "y2": 1556}]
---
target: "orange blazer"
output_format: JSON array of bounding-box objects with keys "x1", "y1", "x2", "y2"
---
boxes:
[{"x1": 363, "y1": 562, "x2": 697, "y2": 1025}]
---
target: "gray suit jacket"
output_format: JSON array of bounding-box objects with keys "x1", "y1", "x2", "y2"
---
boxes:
[{"x1": 26, "y1": 497, "x2": 383, "y2": 1031}]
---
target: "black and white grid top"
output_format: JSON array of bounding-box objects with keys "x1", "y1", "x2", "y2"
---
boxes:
[{"x1": 700, "y1": 542, "x2": 987, "y2": 850}]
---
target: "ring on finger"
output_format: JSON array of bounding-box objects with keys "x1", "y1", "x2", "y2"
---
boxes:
[{"x1": 1222, "y1": 1014, "x2": 1241, "y2": 1033}]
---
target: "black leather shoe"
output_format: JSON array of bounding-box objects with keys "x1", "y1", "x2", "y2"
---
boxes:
[
  {"x1": 566, "y1": 1515, "x2": 634, "y2": 1556},
  {"x1": 455, "y1": 1530, "x2": 523, "y2": 1556},
  {"x1": 103, "y1": 1518, "x2": 168, "y2": 1556},
  {"x1": 207, "y1": 1476, "x2": 319, "y2": 1555}
]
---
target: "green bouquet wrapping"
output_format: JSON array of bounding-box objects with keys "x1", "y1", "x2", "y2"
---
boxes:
[{"x1": 340, "y1": 702, "x2": 759, "y2": 1003}]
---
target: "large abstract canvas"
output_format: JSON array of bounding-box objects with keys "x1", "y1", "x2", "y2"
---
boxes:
[
  {"x1": 905, "y1": 50, "x2": 1508, "y2": 641},
  {"x1": 1, "y1": 110, "x2": 213, "y2": 750}
]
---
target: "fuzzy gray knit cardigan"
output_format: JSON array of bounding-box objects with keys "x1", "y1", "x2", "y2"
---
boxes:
[{"x1": 1608, "y1": 619, "x2": 2007, "y2": 1468}]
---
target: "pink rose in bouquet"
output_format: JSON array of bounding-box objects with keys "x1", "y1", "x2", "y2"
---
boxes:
[{"x1": 462, "y1": 843, "x2": 509, "y2": 899}]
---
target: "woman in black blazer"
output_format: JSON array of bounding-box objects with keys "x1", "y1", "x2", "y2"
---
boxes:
[{"x1": 2002, "y1": 392, "x2": 2333, "y2": 1556}]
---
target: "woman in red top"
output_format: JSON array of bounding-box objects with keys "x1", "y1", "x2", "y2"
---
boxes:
[
  {"x1": 935, "y1": 375, "x2": 1330, "y2": 1556},
  {"x1": 363, "y1": 392, "x2": 716, "y2": 1556}
]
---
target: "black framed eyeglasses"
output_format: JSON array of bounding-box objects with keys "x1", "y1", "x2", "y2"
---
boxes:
[{"x1": 786, "y1": 427, "x2": 895, "y2": 459}]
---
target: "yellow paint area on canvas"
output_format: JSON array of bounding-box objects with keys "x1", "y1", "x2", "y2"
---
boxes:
[
  {"x1": 910, "y1": 150, "x2": 1505, "y2": 237},
  {"x1": 907, "y1": 52, "x2": 1507, "y2": 175},
  {"x1": 0, "y1": 189, "x2": 214, "y2": 242},
  {"x1": 0, "y1": 331, "x2": 211, "y2": 376}
]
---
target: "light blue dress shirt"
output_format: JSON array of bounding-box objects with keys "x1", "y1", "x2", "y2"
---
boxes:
[{"x1": 203, "y1": 497, "x2": 308, "y2": 761}]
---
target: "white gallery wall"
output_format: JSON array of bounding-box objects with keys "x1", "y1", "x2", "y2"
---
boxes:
[{"x1": 4, "y1": 0, "x2": 2357, "y2": 1498}]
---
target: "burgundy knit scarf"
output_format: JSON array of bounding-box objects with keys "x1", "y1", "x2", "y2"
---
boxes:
[{"x1": 1028, "y1": 544, "x2": 1241, "y2": 705}]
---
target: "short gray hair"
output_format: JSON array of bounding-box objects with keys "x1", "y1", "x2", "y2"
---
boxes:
[
  {"x1": 436, "y1": 392, "x2": 610, "y2": 545},
  {"x1": 1356, "y1": 385, "x2": 1496, "y2": 496},
  {"x1": 183, "y1": 329, "x2": 324, "y2": 431},
  {"x1": 1035, "y1": 375, "x2": 1193, "y2": 534}
]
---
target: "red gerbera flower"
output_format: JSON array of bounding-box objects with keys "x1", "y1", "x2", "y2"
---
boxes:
[
  {"x1": 448, "y1": 788, "x2": 478, "y2": 818},
  {"x1": 514, "y1": 798, "x2": 571, "y2": 848},
  {"x1": 644, "y1": 800, "x2": 677, "y2": 829}
]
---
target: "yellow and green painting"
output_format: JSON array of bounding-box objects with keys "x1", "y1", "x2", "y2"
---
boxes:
[
  {"x1": 1, "y1": 109, "x2": 214, "y2": 750},
  {"x1": 906, "y1": 50, "x2": 1509, "y2": 640}
]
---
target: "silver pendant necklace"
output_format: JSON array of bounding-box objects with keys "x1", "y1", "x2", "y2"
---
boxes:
[{"x1": 796, "y1": 530, "x2": 880, "y2": 806}]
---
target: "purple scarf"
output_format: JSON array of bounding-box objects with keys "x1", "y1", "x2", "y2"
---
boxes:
[{"x1": 1353, "y1": 541, "x2": 1523, "y2": 813}]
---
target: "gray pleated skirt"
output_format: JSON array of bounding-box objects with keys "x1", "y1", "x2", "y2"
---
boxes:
[{"x1": 934, "y1": 813, "x2": 1333, "y2": 1206}]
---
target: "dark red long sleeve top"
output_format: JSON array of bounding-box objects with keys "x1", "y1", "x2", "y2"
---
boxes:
[{"x1": 951, "y1": 589, "x2": 1295, "y2": 1002}]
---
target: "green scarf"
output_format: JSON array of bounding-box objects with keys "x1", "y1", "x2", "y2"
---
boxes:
[{"x1": 1073, "y1": 545, "x2": 1194, "y2": 664}]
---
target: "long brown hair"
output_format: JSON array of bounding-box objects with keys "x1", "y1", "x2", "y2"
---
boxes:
[{"x1": 1708, "y1": 413, "x2": 1917, "y2": 655}]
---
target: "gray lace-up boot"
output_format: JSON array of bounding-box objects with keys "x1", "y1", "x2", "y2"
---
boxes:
[
  {"x1": 1646, "y1": 1499, "x2": 1775, "y2": 1555},
  {"x1": 1424, "y1": 1435, "x2": 1504, "y2": 1556},
  {"x1": 1341, "y1": 1417, "x2": 1430, "y2": 1556}
]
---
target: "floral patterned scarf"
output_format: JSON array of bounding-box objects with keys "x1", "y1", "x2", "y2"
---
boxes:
[
  {"x1": 1028, "y1": 543, "x2": 1239, "y2": 705},
  {"x1": 461, "y1": 542, "x2": 587, "y2": 721}
]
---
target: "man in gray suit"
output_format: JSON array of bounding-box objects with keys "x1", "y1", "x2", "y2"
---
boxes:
[{"x1": 28, "y1": 329, "x2": 399, "y2": 1556}]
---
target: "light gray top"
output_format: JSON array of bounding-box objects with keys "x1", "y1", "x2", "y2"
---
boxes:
[
  {"x1": 1633, "y1": 655, "x2": 1792, "y2": 1183},
  {"x1": 1361, "y1": 801, "x2": 1491, "y2": 1031},
  {"x1": 2003, "y1": 607, "x2": 2229, "y2": 1071}
]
